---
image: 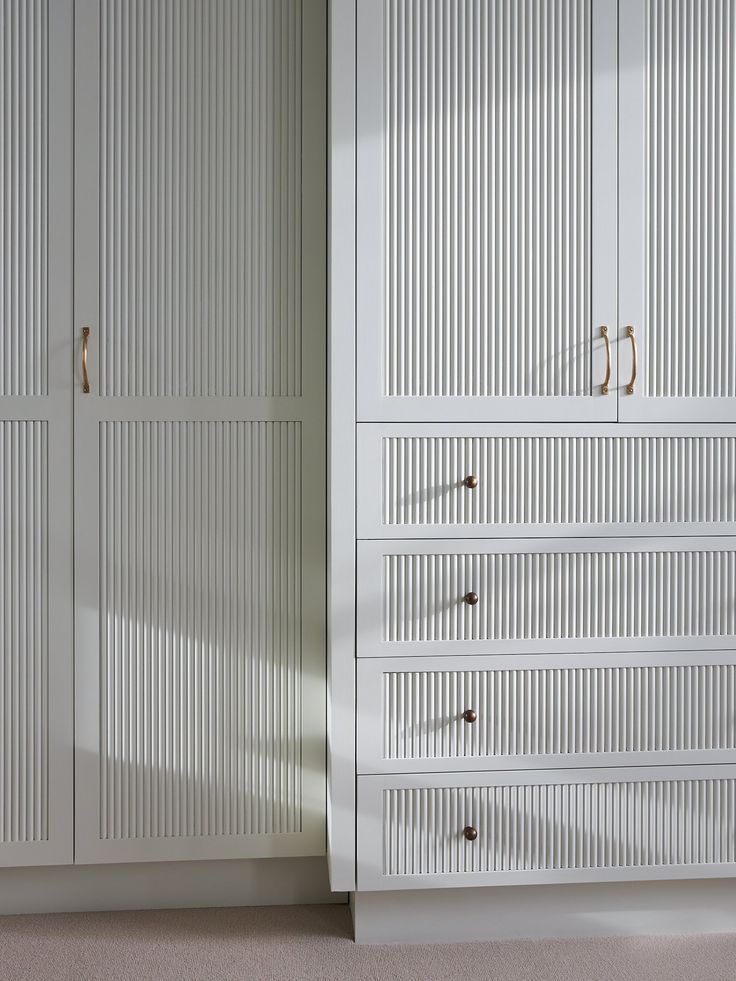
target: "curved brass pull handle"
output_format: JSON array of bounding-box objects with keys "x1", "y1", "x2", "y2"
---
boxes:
[
  {"x1": 82, "y1": 327, "x2": 91, "y2": 394},
  {"x1": 600, "y1": 326, "x2": 611, "y2": 395},
  {"x1": 626, "y1": 325, "x2": 637, "y2": 395}
]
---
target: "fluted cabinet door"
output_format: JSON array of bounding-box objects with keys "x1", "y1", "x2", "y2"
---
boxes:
[
  {"x1": 620, "y1": 0, "x2": 736, "y2": 420},
  {"x1": 0, "y1": 0, "x2": 73, "y2": 867},
  {"x1": 73, "y1": 0, "x2": 326, "y2": 863},
  {"x1": 356, "y1": 0, "x2": 618, "y2": 422}
]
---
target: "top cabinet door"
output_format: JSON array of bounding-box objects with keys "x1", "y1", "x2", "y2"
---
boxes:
[
  {"x1": 620, "y1": 0, "x2": 736, "y2": 421},
  {"x1": 356, "y1": 0, "x2": 618, "y2": 422}
]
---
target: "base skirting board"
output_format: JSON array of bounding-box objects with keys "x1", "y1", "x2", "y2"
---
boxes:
[
  {"x1": 351, "y1": 880, "x2": 736, "y2": 945},
  {"x1": 0, "y1": 857, "x2": 344, "y2": 916}
]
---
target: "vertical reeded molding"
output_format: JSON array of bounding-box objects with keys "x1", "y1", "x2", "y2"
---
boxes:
[
  {"x1": 99, "y1": 0, "x2": 302, "y2": 397},
  {"x1": 383, "y1": 0, "x2": 592, "y2": 398},
  {"x1": 382, "y1": 434, "x2": 736, "y2": 528},
  {"x1": 382, "y1": 663, "x2": 736, "y2": 761},
  {"x1": 99, "y1": 421, "x2": 303, "y2": 840},
  {"x1": 383, "y1": 547, "x2": 736, "y2": 643},
  {"x1": 0, "y1": 422, "x2": 48, "y2": 844},
  {"x1": 0, "y1": 0, "x2": 48, "y2": 396},
  {"x1": 383, "y1": 777, "x2": 736, "y2": 876},
  {"x1": 645, "y1": 0, "x2": 735, "y2": 397}
]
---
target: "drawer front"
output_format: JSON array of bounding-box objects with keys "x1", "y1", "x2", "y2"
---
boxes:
[
  {"x1": 357, "y1": 425, "x2": 736, "y2": 539},
  {"x1": 357, "y1": 767, "x2": 736, "y2": 890},
  {"x1": 357, "y1": 654, "x2": 736, "y2": 773},
  {"x1": 357, "y1": 537, "x2": 736, "y2": 656}
]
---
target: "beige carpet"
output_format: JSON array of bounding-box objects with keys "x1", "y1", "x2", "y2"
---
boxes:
[{"x1": 0, "y1": 904, "x2": 733, "y2": 981}]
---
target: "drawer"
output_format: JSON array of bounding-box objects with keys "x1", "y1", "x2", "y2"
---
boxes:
[
  {"x1": 357, "y1": 766, "x2": 736, "y2": 890},
  {"x1": 357, "y1": 537, "x2": 736, "y2": 657},
  {"x1": 357, "y1": 653, "x2": 736, "y2": 773},
  {"x1": 357, "y1": 425, "x2": 736, "y2": 539}
]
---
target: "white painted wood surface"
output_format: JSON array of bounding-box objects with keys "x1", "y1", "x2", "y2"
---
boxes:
[
  {"x1": 358, "y1": 766, "x2": 736, "y2": 890},
  {"x1": 352, "y1": 880, "x2": 736, "y2": 943},
  {"x1": 73, "y1": 0, "x2": 326, "y2": 864},
  {"x1": 0, "y1": 0, "x2": 74, "y2": 868},
  {"x1": 357, "y1": 653, "x2": 736, "y2": 774},
  {"x1": 0, "y1": 856, "x2": 339, "y2": 916},
  {"x1": 356, "y1": 0, "x2": 617, "y2": 422},
  {"x1": 327, "y1": 0, "x2": 358, "y2": 892}
]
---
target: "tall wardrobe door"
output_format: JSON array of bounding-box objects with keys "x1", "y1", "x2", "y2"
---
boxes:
[
  {"x1": 356, "y1": 0, "x2": 618, "y2": 423},
  {"x1": 620, "y1": 0, "x2": 736, "y2": 421},
  {"x1": 73, "y1": 0, "x2": 326, "y2": 863},
  {"x1": 0, "y1": 0, "x2": 73, "y2": 867}
]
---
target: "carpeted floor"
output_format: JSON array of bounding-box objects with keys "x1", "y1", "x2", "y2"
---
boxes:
[{"x1": 0, "y1": 904, "x2": 733, "y2": 981}]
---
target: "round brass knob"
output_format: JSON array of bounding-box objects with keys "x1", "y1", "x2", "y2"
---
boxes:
[
  {"x1": 464, "y1": 591, "x2": 479, "y2": 606},
  {"x1": 463, "y1": 826, "x2": 478, "y2": 842},
  {"x1": 463, "y1": 475, "x2": 478, "y2": 489},
  {"x1": 462, "y1": 709, "x2": 477, "y2": 724}
]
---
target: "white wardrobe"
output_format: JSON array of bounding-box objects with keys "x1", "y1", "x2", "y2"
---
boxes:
[
  {"x1": 0, "y1": 0, "x2": 326, "y2": 872},
  {"x1": 329, "y1": 0, "x2": 736, "y2": 913}
]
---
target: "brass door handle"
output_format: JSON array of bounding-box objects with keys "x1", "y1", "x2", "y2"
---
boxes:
[
  {"x1": 82, "y1": 327, "x2": 91, "y2": 394},
  {"x1": 626, "y1": 325, "x2": 637, "y2": 394},
  {"x1": 600, "y1": 325, "x2": 611, "y2": 395}
]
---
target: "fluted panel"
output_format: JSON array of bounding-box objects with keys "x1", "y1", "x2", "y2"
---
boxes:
[
  {"x1": 382, "y1": 435, "x2": 736, "y2": 527},
  {"x1": 383, "y1": 777, "x2": 736, "y2": 875},
  {"x1": 99, "y1": 421, "x2": 302, "y2": 839},
  {"x1": 0, "y1": 0, "x2": 47, "y2": 396},
  {"x1": 0, "y1": 422, "x2": 48, "y2": 844},
  {"x1": 99, "y1": 0, "x2": 302, "y2": 397},
  {"x1": 645, "y1": 0, "x2": 736, "y2": 397},
  {"x1": 383, "y1": 547, "x2": 736, "y2": 643},
  {"x1": 383, "y1": 0, "x2": 591, "y2": 398},
  {"x1": 383, "y1": 663, "x2": 736, "y2": 760}
]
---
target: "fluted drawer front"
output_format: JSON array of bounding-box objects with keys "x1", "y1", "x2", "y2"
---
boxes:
[
  {"x1": 357, "y1": 654, "x2": 736, "y2": 773},
  {"x1": 357, "y1": 538, "x2": 736, "y2": 656},
  {"x1": 357, "y1": 426, "x2": 736, "y2": 538},
  {"x1": 357, "y1": 767, "x2": 736, "y2": 888}
]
